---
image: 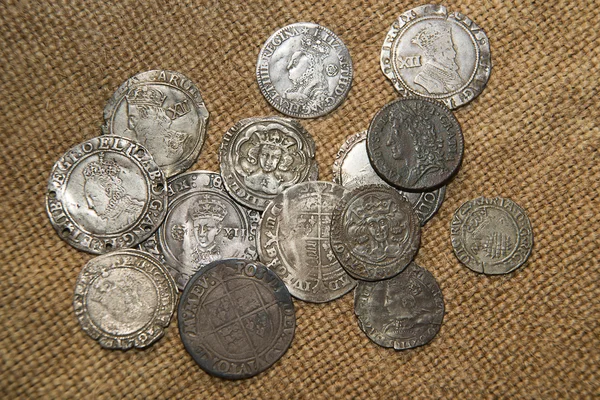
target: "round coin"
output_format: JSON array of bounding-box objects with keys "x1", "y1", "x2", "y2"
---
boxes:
[
  {"x1": 380, "y1": 4, "x2": 492, "y2": 109},
  {"x1": 366, "y1": 97, "x2": 463, "y2": 191},
  {"x1": 102, "y1": 70, "x2": 210, "y2": 177},
  {"x1": 73, "y1": 249, "x2": 177, "y2": 349},
  {"x1": 178, "y1": 259, "x2": 295, "y2": 379},
  {"x1": 219, "y1": 116, "x2": 318, "y2": 211},
  {"x1": 258, "y1": 181, "x2": 356, "y2": 302},
  {"x1": 450, "y1": 196, "x2": 533, "y2": 274},
  {"x1": 354, "y1": 262, "x2": 444, "y2": 350},
  {"x1": 46, "y1": 135, "x2": 168, "y2": 254},
  {"x1": 256, "y1": 22, "x2": 353, "y2": 118}
]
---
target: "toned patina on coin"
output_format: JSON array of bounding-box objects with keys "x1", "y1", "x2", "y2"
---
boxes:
[
  {"x1": 366, "y1": 97, "x2": 463, "y2": 191},
  {"x1": 73, "y1": 249, "x2": 177, "y2": 349},
  {"x1": 219, "y1": 116, "x2": 318, "y2": 211},
  {"x1": 332, "y1": 131, "x2": 446, "y2": 225},
  {"x1": 179, "y1": 259, "x2": 295, "y2": 379},
  {"x1": 381, "y1": 4, "x2": 492, "y2": 109},
  {"x1": 256, "y1": 22, "x2": 353, "y2": 118},
  {"x1": 46, "y1": 136, "x2": 167, "y2": 254},
  {"x1": 331, "y1": 185, "x2": 420, "y2": 281},
  {"x1": 258, "y1": 181, "x2": 356, "y2": 302},
  {"x1": 102, "y1": 70, "x2": 209, "y2": 177},
  {"x1": 354, "y1": 262, "x2": 444, "y2": 350},
  {"x1": 140, "y1": 171, "x2": 259, "y2": 290},
  {"x1": 451, "y1": 197, "x2": 533, "y2": 274}
]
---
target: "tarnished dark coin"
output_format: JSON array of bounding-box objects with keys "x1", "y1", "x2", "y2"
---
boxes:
[
  {"x1": 140, "y1": 171, "x2": 259, "y2": 290},
  {"x1": 46, "y1": 135, "x2": 167, "y2": 254},
  {"x1": 178, "y1": 259, "x2": 295, "y2": 379},
  {"x1": 331, "y1": 185, "x2": 420, "y2": 281},
  {"x1": 366, "y1": 97, "x2": 463, "y2": 191},
  {"x1": 380, "y1": 4, "x2": 492, "y2": 109},
  {"x1": 258, "y1": 181, "x2": 356, "y2": 302},
  {"x1": 451, "y1": 197, "x2": 533, "y2": 274},
  {"x1": 219, "y1": 116, "x2": 318, "y2": 211},
  {"x1": 73, "y1": 249, "x2": 177, "y2": 349},
  {"x1": 256, "y1": 22, "x2": 353, "y2": 118},
  {"x1": 354, "y1": 262, "x2": 444, "y2": 350},
  {"x1": 332, "y1": 131, "x2": 446, "y2": 225},
  {"x1": 102, "y1": 70, "x2": 210, "y2": 177}
]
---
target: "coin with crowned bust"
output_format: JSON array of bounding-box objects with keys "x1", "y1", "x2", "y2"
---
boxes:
[
  {"x1": 380, "y1": 4, "x2": 492, "y2": 109},
  {"x1": 73, "y1": 249, "x2": 177, "y2": 349},
  {"x1": 102, "y1": 70, "x2": 209, "y2": 177},
  {"x1": 256, "y1": 22, "x2": 353, "y2": 118}
]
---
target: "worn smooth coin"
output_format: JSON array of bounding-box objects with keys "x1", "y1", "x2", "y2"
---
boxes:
[
  {"x1": 354, "y1": 262, "x2": 444, "y2": 350},
  {"x1": 178, "y1": 259, "x2": 295, "y2": 379}
]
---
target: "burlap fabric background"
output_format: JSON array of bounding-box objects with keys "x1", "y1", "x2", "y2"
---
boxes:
[{"x1": 1, "y1": 0, "x2": 598, "y2": 398}]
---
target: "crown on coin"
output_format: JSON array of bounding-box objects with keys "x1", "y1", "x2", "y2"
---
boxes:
[
  {"x1": 351, "y1": 195, "x2": 393, "y2": 219},
  {"x1": 300, "y1": 34, "x2": 330, "y2": 57},
  {"x1": 190, "y1": 196, "x2": 228, "y2": 221},
  {"x1": 83, "y1": 153, "x2": 121, "y2": 179},
  {"x1": 125, "y1": 86, "x2": 167, "y2": 107},
  {"x1": 254, "y1": 129, "x2": 295, "y2": 149},
  {"x1": 411, "y1": 24, "x2": 449, "y2": 50}
]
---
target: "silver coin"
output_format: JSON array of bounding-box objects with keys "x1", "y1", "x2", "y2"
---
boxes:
[
  {"x1": 354, "y1": 262, "x2": 444, "y2": 350},
  {"x1": 380, "y1": 4, "x2": 492, "y2": 109},
  {"x1": 46, "y1": 135, "x2": 168, "y2": 254},
  {"x1": 140, "y1": 171, "x2": 259, "y2": 290},
  {"x1": 366, "y1": 97, "x2": 463, "y2": 191},
  {"x1": 179, "y1": 259, "x2": 295, "y2": 379},
  {"x1": 219, "y1": 116, "x2": 318, "y2": 211},
  {"x1": 332, "y1": 131, "x2": 446, "y2": 225},
  {"x1": 258, "y1": 181, "x2": 356, "y2": 302},
  {"x1": 450, "y1": 197, "x2": 533, "y2": 274},
  {"x1": 73, "y1": 249, "x2": 177, "y2": 349},
  {"x1": 256, "y1": 22, "x2": 353, "y2": 118},
  {"x1": 102, "y1": 70, "x2": 210, "y2": 177}
]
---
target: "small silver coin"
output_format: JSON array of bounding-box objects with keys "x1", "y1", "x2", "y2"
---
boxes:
[
  {"x1": 256, "y1": 22, "x2": 353, "y2": 118},
  {"x1": 102, "y1": 70, "x2": 210, "y2": 177},
  {"x1": 46, "y1": 135, "x2": 168, "y2": 254},
  {"x1": 73, "y1": 249, "x2": 177, "y2": 349},
  {"x1": 366, "y1": 97, "x2": 463, "y2": 191},
  {"x1": 258, "y1": 181, "x2": 356, "y2": 302},
  {"x1": 331, "y1": 185, "x2": 421, "y2": 281},
  {"x1": 219, "y1": 116, "x2": 318, "y2": 211},
  {"x1": 178, "y1": 259, "x2": 295, "y2": 379},
  {"x1": 450, "y1": 197, "x2": 533, "y2": 274},
  {"x1": 140, "y1": 171, "x2": 259, "y2": 290},
  {"x1": 354, "y1": 262, "x2": 444, "y2": 350},
  {"x1": 332, "y1": 131, "x2": 446, "y2": 225},
  {"x1": 380, "y1": 4, "x2": 492, "y2": 109}
]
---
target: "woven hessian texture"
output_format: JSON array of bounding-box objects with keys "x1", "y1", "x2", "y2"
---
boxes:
[{"x1": 1, "y1": 0, "x2": 598, "y2": 398}]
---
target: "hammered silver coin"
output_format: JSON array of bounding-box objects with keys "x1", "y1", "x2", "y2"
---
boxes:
[
  {"x1": 354, "y1": 262, "x2": 444, "y2": 350},
  {"x1": 380, "y1": 4, "x2": 492, "y2": 109},
  {"x1": 46, "y1": 135, "x2": 168, "y2": 254},
  {"x1": 102, "y1": 70, "x2": 209, "y2": 177},
  {"x1": 451, "y1": 197, "x2": 533, "y2": 274},
  {"x1": 258, "y1": 181, "x2": 356, "y2": 303},
  {"x1": 140, "y1": 171, "x2": 259, "y2": 290},
  {"x1": 219, "y1": 116, "x2": 318, "y2": 211},
  {"x1": 256, "y1": 22, "x2": 353, "y2": 118},
  {"x1": 179, "y1": 259, "x2": 295, "y2": 379},
  {"x1": 73, "y1": 249, "x2": 178, "y2": 349}
]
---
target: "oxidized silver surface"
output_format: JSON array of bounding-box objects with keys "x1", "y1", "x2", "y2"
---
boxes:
[
  {"x1": 140, "y1": 171, "x2": 259, "y2": 290},
  {"x1": 258, "y1": 181, "x2": 356, "y2": 302},
  {"x1": 332, "y1": 131, "x2": 446, "y2": 225},
  {"x1": 46, "y1": 136, "x2": 167, "y2": 254},
  {"x1": 219, "y1": 116, "x2": 318, "y2": 211},
  {"x1": 331, "y1": 185, "x2": 420, "y2": 281},
  {"x1": 354, "y1": 262, "x2": 444, "y2": 350},
  {"x1": 178, "y1": 259, "x2": 295, "y2": 379},
  {"x1": 73, "y1": 249, "x2": 177, "y2": 349},
  {"x1": 451, "y1": 197, "x2": 533, "y2": 274},
  {"x1": 380, "y1": 4, "x2": 492, "y2": 109},
  {"x1": 367, "y1": 97, "x2": 463, "y2": 191},
  {"x1": 102, "y1": 70, "x2": 209, "y2": 177},
  {"x1": 256, "y1": 22, "x2": 353, "y2": 118}
]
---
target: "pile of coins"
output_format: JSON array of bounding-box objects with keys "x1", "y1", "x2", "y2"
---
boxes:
[{"x1": 46, "y1": 5, "x2": 533, "y2": 380}]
